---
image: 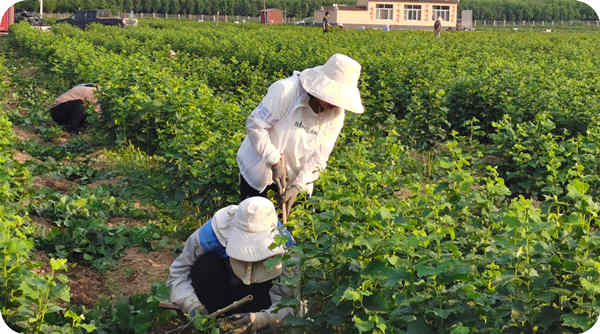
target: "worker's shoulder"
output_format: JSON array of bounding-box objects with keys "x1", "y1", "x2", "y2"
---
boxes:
[{"x1": 268, "y1": 74, "x2": 302, "y2": 97}]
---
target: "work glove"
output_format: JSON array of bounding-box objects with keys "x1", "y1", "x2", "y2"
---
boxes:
[
  {"x1": 180, "y1": 296, "x2": 208, "y2": 319},
  {"x1": 220, "y1": 312, "x2": 271, "y2": 334},
  {"x1": 271, "y1": 161, "x2": 286, "y2": 194},
  {"x1": 189, "y1": 304, "x2": 208, "y2": 318},
  {"x1": 283, "y1": 185, "x2": 300, "y2": 217}
]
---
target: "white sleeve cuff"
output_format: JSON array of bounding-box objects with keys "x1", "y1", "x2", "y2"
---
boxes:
[{"x1": 265, "y1": 149, "x2": 281, "y2": 166}]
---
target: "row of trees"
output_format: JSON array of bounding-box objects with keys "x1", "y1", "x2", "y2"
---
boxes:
[
  {"x1": 459, "y1": 0, "x2": 598, "y2": 21},
  {"x1": 16, "y1": 0, "x2": 598, "y2": 21},
  {"x1": 16, "y1": 0, "x2": 355, "y2": 18}
]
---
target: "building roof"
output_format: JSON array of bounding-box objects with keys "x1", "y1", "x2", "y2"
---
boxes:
[
  {"x1": 325, "y1": 5, "x2": 367, "y2": 11},
  {"x1": 324, "y1": 0, "x2": 458, "y2": 12},
  {"x1": 369, "y1": 0, "x2": 458, "y2": 3}
]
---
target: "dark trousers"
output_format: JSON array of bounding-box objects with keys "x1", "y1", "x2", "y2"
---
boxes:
[
  {"x1": 190, "y1": 252, "x2": 273, "y2": 314},
  {"x1": 240, "y1": 174, "x2": 278, "y2": 202},
  {"x1": 49, "y1": 100, "x2": 87, "y2": 133}
]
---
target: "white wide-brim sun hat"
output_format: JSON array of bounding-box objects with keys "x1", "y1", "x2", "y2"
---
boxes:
[
  {"x1": 299, "y1": 53, "x2": 364, "y2": 114},
  {"x1": 225, "y1": 197, "x2": 285, "y2": 262},
  {"x1": 212, "y1": 204, "x2": 238, "y2": 247}
]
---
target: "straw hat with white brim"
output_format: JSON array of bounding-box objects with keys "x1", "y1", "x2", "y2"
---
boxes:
[
  {"x1": 225, "y1": 197, "x2": 285, "y2": 263},
  {"x1": 299, "y1": 53, "x2": 364, "y2": 114}
]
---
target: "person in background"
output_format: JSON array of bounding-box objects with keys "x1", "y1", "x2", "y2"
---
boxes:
[
  {"x1": 236, "y1": 53, "x2": 365, "y2": 217},
  {"x1": 49, "y1": 83, "x2": 100, "y2": 133},
  {"x1": 322, "y1": 11, "x2": 329, "y2": 33},
  {"x1": 434, "y1": 16, "x2": 443, "y2": 37},
  {"x1": 167, "y1": 197, "x2": 297, "y2": 334}
]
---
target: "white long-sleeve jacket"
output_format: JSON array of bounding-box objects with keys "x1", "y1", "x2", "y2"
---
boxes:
[{"x1": 237, "y1": 72, "x2": 346, "y2": 195}]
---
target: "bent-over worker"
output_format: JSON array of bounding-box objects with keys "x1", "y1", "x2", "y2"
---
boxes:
[
  {"x1": 49, "y1": 83, "x2": 100, "y2": 132},
  {"x1": 236, "y1": 53, "x2": 365, "y2": 216},
  {"x1": 167, "y1": 197, "x2": 296, "y2": 333}
]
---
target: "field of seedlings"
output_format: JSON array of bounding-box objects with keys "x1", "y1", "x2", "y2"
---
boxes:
[{"x1": 1, "y1": 21, "x2": 600, "y2": 333}]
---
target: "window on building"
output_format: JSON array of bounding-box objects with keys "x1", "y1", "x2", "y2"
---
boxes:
[
  {"x1": 404, "y1": 5, "x2": 421, "y2": 21},
  {"x1": 433, "y1": 5, "x2": 450, "y2": 21},
  {"x1": 376, "y1": 4, "x2": 393, "y2": 20}
]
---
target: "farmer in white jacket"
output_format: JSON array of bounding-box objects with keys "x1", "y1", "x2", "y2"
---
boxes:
[
  {"x1": 237, "y1": 54, "x2": 364, "y2": 215},
  {"x1": 167, "y1": 197, "x2": 296, "y2": 333}
]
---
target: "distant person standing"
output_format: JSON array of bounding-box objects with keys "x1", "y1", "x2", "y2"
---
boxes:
[
  {"x1": 434, "y1": 16, "x2": 442, "y2": 37},
  {"x1": 322, "y1": 11, "x2": 329, "y2": 33}
]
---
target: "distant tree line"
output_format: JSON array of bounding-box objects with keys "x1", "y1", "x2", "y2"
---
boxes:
[
  {"x1": 16, "y1": 0, "x2": 355, "y2": 18},
  {"x1": 459, "y1": 0, "x2": 598, "y2": 21}
]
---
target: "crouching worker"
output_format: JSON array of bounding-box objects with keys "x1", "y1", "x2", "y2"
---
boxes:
[
  {"x1": 49, "y1": 83, "x2": 100, "y2": 133},
  {"x1": 167, "y1": 197, "x2": 297, "y2": 333}
]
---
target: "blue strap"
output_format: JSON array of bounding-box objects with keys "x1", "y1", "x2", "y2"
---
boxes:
[{"x1": 197, "y1": 219, "x2": 227, "y2": 259}]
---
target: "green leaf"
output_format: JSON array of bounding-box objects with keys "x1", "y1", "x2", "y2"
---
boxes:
[
  {"x1": 383, "y1": 268, "x2": 411, "y2": 288},
  {"x1": 407, "y1": 318, "x2": 432, "y2": 334},
  {"x1": 50, "y1": 258, "x2": 68, "y2": 272},
  {"x1": 567, "y1": 179, "x2": 589, "y2": 197},
  {"x1": 339, "y1": 206, "x2": 356, "y2": 218},
  {"x1": 561, "y1": 313, "x2": 591, "y2": 330},
  {"x1": 580, "y1": 278, "x2": 600, "y2": 294},
  {"x1": 353, "y1": 316, "x2": 374, "y2": 333},
  {"x1": 378, "y1": 207, "x2": 392, "y2": 220},
  {"x1": 341, "y1": 287, "x2": 365, "y2": 302},
  {"x1": 79, "y1": 323, "x2": 97, "y2": 333},
  {"x1": 416, "y1": 262, "x2": 442, "y2": 278},
  {"x1": 439, "y1": 159, "x2": 453, "y2": 169},
  {"x1": 355, "y1": 235, "x2": 379, "y2": 250},
  {"x1": 450, "y1": 323, "x2": 470, "y2": 334}
]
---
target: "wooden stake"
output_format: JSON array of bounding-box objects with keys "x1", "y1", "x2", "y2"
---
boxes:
[
  {"x1": 163, "y1": 295, "x2": 255, "y2": 334},
  {"x1": 208, "y1": 295, "x2": 254, "y2": 318},
  {"x1": 279, "y1": 156, "x2": 288, "y2": 224}
]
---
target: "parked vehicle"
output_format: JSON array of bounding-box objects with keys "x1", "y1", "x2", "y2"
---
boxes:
[
  {"x1": 55, "y1": 10, "x2": 137, "y2": 29},
  {"x1": 15, "y1": 11, "x2": 44, "y2": 26}
]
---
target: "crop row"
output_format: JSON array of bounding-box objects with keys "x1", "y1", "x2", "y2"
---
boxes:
[
  {"x1": 8, "y1": 22, "x2": 600, "y2": 333},
  {"x1": 46, "y1": 21, "x2": 600, "y2": 199},
  {"x1": 0, "y1": 54, "x2": 98, "y2": 333},
  {"x1": 52, "y1": 22, "x2": 600, "y2": 141}
]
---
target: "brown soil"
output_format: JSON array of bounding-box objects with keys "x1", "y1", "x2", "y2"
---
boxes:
[
  {"x1": 68, "y1": 263, "x2": 106, "y2": 306},
  {"x1": 19, "y1": 65, "x2": 38, "y2": 79},
  {"x1": 482, "y1": 154, "x2": 505, "y2": 165},
  {"x1": 133, "y1": 200, "x2": 159, "y2": 213},
  {"x1": 12, "y1": 149, "x2": 39, "y2": 164},
  {"x1": 394, "y1": 188, "x2": 413, "y2": 200},
  {"x1": 53, "y1": 132, "x2": 72, "y2": 145},
  {"x1": 32, "y1": 251, "x2": 51, "y2": 276},
  {"x1": 29, "y1": 215, "x2": 56, "y2": 236},
  {"x1": 88, "y1": 150, "x2": 112, "y2": 171},
  {"x1": 32, "y1": 176, "x2": 77, "y2": 192},
  {"x1": 106, "y1": 217, "x2": 145, "y2": 228},
  {"x1": 106, "y1": 247, "x2": 175, "y2": 299},
  {"x1": 13, "y1": 127, "x2": 41, "y2": 143},
  {"x1": 88, "y1": 176, "x2": 124, "y2": 189},
  {"x1": 30, "y1": 254, "x2": 106, "y2": 308},
  {"x1": 30, "y1": 245, "x2": 175, "y2": 307}
]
